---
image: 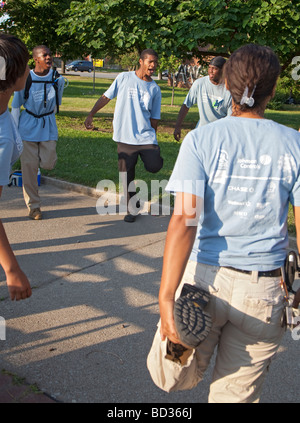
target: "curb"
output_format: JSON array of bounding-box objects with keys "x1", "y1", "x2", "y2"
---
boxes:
[
  {"x1": 41, "y1": 175, "x2": 173, "y2": 215},
  {"x1": 41, "y1": 176, "x2": 103, "y2": 198},
  {"x1": 0, "y1": 370, "x2": 58, "y2": 404}
]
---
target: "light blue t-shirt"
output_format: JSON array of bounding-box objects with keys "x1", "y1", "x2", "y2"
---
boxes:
[
  {"x1": 0, "y1": 108, "x2": 23, "y2": 186},
  {"x1": 11, "y1": 69, "x2": 64, "y2": 142},
  {"x1": 104, "y1": 71, "x2": 161, "y2": 145},
  {"x1": 184, "y1": 75, "x2": 232, "y2": 126},
  {"x1": 166, "y1": 116, "x2": 300, "y2": 270}
]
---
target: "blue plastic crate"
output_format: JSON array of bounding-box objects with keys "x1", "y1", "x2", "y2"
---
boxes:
[{"x1": 10, "y1": 170, "x2": 41, "y2": 187}]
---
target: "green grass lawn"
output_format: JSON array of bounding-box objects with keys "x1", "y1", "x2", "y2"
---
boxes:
[
  {"x1": 13, "y1": 75, "x2": 300, "y2": 232},
  {"x1": 44, "y1": 76, "x2": 300, "y2": 187},
  {"x1": 43, "y1": 77, "x2": 190, "y2": 191}
]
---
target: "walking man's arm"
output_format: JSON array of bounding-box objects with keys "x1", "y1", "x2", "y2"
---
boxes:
[
  {"x1": 174, "y1": 104, "x2": 189, "y2": 142},
  {"x1": 85, "y1": 95, "x2": 111, "y2": 130}
]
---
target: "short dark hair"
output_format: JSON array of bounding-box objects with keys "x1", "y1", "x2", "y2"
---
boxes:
[
  {"x1": 33, "y1": 45, "x2": 51, "y2": 58},
  {"x1": 0, "y1": 33, "x2": 29, "y2": 92},
  {"x1": 140, "y1": 49, "x2": 158, "y2": 61},
  {"x1": 209, "y1": 56, "x2": 226, "y2": 69},
  {"x1": 223, "y1": 44, "x2": 281, "y2": 112}
]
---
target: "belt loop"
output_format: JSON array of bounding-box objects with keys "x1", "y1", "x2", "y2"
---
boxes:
[{"x1": 251, "y1": 270, "x2": 259, "y2": 283}]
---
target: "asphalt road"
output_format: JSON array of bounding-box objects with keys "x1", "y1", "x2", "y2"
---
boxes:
[
  {"x1": 1, "y1": 180, "x2": 299, "y2": 403},
  {"x1": 62, "y1": 69, "x2": 120, "y2": 79}
]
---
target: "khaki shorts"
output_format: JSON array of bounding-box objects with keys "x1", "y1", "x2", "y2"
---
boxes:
[{"x1": 147, "y1": 261, "x2": 286, "y2": 403}]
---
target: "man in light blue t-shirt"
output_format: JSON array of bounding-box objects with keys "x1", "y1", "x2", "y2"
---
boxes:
[
  {"x1": 174, "y1": 56, "x2": 232, "y2": 141},
  {"x1": 85, "y1": 49, "x2": 163, "y2": 222},
  {"x1": 11, "y1": 45, "x2": 65, "y2": 221}
]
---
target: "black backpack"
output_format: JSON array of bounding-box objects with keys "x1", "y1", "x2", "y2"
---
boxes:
[{"x1": 24, "y1": 68, "x2": 61, "y2": 115}]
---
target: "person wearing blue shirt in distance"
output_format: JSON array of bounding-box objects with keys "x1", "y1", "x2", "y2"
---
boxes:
[
  {"x1": 147, "y1": 44, "x2": 300, "y2": 403},
  {"x1": 0, "y1": 34, "x2": 32, "y2": 300},
  {"x1": 174, "y1": 56, "x2": 232, "y2": 142},
  {"x1": 11, "y1": 45, "x2": 65, "y2": 220},
  {"x1": 85, "y1": 49, "x2": 163, "y2": 223}
]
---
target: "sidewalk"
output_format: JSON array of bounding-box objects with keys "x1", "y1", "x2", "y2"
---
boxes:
[{"x1": 0, "y1": 179, "x2": 299, "y2": 403}]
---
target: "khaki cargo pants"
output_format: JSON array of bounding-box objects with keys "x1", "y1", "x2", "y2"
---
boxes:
[
  {"x1": 21, "y1": 140, "x2": 57, "y2": 210},
  {"x1": 147, "y1": 261, "x2": 286, "y2": 403}
]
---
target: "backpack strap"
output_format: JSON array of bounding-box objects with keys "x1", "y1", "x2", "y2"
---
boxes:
[
  {"x1": 23, "y1": 68, "x2": 61, "y2": 113},
  {"x1": 52, "y1": 68, "x2": 60, "y2": 114},
  {"x1": 24, "y1": 72, "x2": 32, "y2": 101}
]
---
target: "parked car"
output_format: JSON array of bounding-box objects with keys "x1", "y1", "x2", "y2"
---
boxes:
[{"x1": 66, "y1": 60, "x2": 94, "y2": 72}]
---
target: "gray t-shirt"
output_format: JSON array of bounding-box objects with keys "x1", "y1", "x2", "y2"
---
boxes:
[{"x1": 184, "y1": 75, "x2": 232, "y2": 126}]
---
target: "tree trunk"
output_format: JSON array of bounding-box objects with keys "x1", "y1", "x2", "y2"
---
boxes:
[{"x1": 171, "y1": 73, "x2": 175, "y2": 106}]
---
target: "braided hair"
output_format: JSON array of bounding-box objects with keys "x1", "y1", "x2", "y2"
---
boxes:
[{"x1": 223, "y1": 44, "x2": 281, "y2": 114}]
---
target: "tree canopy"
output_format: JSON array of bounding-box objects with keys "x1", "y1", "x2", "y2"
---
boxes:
[
  {"x1": 0, "y1": 0, "x2": 82, "y2": 59},
  {"x1": 1, "y1": 0, "x2": 299, "y2": 70},
  {"x1": 56, "y1": 0, "x2": 299, "y2": 69}
]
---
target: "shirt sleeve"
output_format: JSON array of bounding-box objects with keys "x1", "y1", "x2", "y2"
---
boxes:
[
  {"x1": 11, "y1": 108, "x2": 20, "y2": 127},
  {"x1": 150, "y1": 87, "x2": 161, "y2": 120},
  {"x1": 57, "y1": 76, "x2": 65, "y2": 106},
  {"x1": 0, "y1": 138, "x2": 13, "y2": 186},
  {"x1": 166, "y1": 130, "x2": 205, "y2": 198},
  {"x1": 226, "y1": 92, "x2": 232, "y2": 116},
  {"x1": 290, "y1": 185, "x2": 300, "y2": 206},
  {"x1": 183, "y1": 79, "x2": 201, "y2": 109},
  {"x1": 290, "y1": 170, "x2": 300, "y2": 206},
  {"x1": 288, "y1": 132, "x2": 300, "y2": 206},
  {"x1": 11, "y1": 89, "x2": 25, "y2": 108},
  {"x1": 103, "y1": 73, "x2": 123, "y2": 100}
]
